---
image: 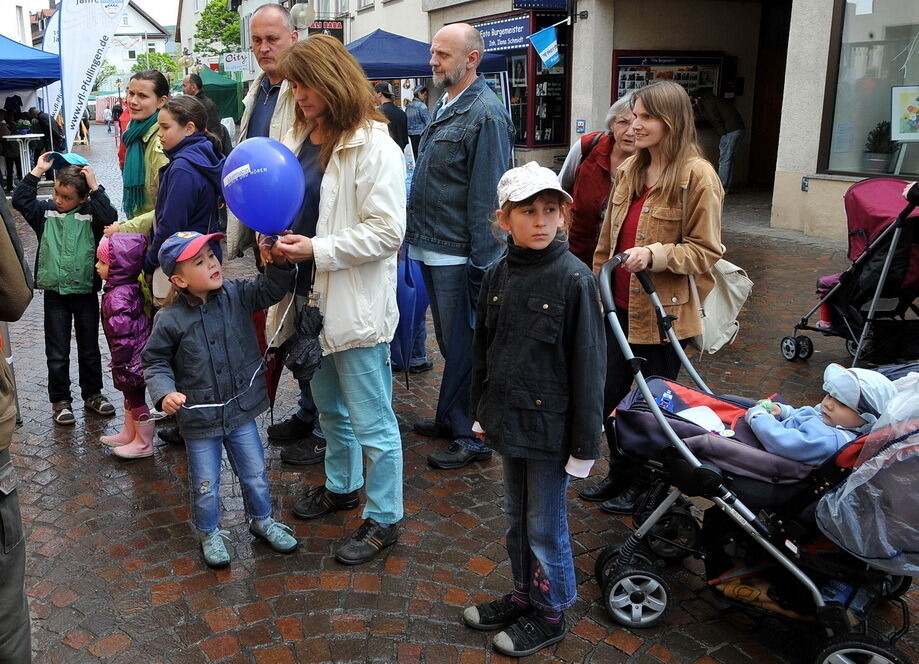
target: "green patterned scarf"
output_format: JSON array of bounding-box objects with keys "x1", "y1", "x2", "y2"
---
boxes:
[{"x1": 122, "y1": 112, "x2": 159, "y2": 217}]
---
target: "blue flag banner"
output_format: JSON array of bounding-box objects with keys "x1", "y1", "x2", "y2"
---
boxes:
[{"x1": 528, "y1": 26, "x2": 559, "y2": 68}]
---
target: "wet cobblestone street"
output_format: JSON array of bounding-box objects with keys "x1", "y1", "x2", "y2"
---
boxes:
[{"x1": 4, "y1": 125, "x2": 917, "y2": 663}]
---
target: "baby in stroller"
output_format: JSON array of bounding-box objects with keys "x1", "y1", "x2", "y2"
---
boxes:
[{"x1": 745, "y1": 363, "x2": 897, "y2": 465}]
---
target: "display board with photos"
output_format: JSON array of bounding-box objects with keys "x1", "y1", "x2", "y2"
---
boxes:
[{"x1": 612, "y1": 51, "x2": 724, "y2": 102}]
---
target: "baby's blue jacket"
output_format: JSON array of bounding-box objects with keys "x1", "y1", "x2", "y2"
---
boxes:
[{"x1": 746, "y1": 404, "x2": 858, "y2": 465}]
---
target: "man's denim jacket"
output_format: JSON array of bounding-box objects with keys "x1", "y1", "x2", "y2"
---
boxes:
[{"x1": 406, "y1": 75, "x2": 514, "y2": 270}]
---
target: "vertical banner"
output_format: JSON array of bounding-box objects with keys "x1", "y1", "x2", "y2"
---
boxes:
[
  {"x1": 527, "y1": 26, "x2": 560, "y2": 69},
  {"x1": 59, "y1": 0, "x2": 129, "y2": 148},
  {"x1": 41, "y1": 10, "x2": 63, "y2": 118}
]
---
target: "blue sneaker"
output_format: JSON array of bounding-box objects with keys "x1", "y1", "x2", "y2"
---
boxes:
[
  {"x1": 249, "y1": 518, "x2": 298, "y2": 554},
  {"x1": 200, "y1": 529, "x2": 231, "y2": 568}
]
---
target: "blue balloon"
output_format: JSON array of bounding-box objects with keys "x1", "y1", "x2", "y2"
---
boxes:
[{"x1": 221, "y1": 137, "x2": 305, "y2": 236}]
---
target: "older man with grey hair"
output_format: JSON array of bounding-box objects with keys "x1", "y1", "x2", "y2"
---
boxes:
[
  {"x1": 405, "y1": 23, "x2": 514, "y2": 470},
  {"x1": 223, "y1": 3, "x2": 327, "y2": 467}
]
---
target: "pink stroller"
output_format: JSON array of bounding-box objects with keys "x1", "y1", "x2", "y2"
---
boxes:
[{"x1": 781, "y1": 178, "x2": 919, "y2": 365}]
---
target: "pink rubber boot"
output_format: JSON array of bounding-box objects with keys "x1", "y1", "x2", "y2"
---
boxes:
[
  {"x1": 113, "y1": 419, "x2": 154, "y2": 459},
  {"x1": 101, "y1": 408, "x2": 135, "y2": 447}
]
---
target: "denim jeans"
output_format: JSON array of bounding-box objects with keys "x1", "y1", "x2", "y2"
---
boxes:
[
  {"x1": 502, "y1": 455, "x2": 577, "y2": 613},
  {"x1": 311, "y1": 343, "x2": 403, "y2": 525},
  {"x1": 295, "y1": 377, "x2": 321, "y2": 431},
  {"x1": 43, "y1": 290, "x2": 103, "y2": 403},
  {"x1": 718, "y1": 129, "x2": 744, "y2": 191},
  {"x1": 420, "y1": 263, "x2": 489, "y2": 453},
  {"x1": 185, "y1": 420, "x2": 272, "y2": 533},
  {"x1": 410, "y1": 311, "x2": 429, "y2": 366}
]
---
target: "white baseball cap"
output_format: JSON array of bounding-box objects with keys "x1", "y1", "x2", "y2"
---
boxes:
[{"x1": 497, "y1": 161, "x2": 573, "y2": 208}]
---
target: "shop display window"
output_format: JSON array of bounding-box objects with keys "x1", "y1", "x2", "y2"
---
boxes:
[{"x1": 824, "y1": 1, "x2": 919, "y2": 176}]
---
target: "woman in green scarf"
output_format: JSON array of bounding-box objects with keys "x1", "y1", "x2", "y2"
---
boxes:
[{"x1": 103, "y1": 70, "x2": 170, "y2": 238}]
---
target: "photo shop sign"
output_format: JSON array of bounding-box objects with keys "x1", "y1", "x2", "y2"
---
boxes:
[{"x1": 473, "y1": 15, "x2": 530, "y2": 53}]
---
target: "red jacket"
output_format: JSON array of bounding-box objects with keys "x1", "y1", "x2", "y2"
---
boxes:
[{"x1": 568, "y1": 131, "x2": 615, "y2": 266}]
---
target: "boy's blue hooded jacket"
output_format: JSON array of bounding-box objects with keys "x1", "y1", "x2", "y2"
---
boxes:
[{"x1": 146, "y1": 132, "x2": 225, "y2": 273}]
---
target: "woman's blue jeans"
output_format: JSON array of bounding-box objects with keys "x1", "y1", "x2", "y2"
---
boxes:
[
  {"x1": 311, "y1": 343, "x2": 403, "y2": 525},
  {"x1": 186, "y1": 420, "x2": 272, "y2": 533},
  {"x1": 502, "y1": 456, "x2": 577, "y2": 613}
]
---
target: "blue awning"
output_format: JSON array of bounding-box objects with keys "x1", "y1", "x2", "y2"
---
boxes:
[
  {"x1": 347, "y1": 29, "x2": 506, "y2": 79},
  {"x1": 0, "y1": 33, "x2": 61, "y2": 91}
]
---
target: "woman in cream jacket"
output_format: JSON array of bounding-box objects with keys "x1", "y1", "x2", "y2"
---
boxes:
[{"x1": 271, "y1": 35, "x2": 406, "y2": 566}]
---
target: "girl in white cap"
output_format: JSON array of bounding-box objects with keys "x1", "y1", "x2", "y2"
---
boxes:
[
  {"x1": 745, "y1": 363, "x2": 897, "y2": 465},
  {"x1": 461, "y1": 161, "x2": 606, "y2": 657}
]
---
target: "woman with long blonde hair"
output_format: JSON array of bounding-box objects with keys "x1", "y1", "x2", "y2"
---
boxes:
[
  {"x1": 585, "y1": 80, "x2": 723, "y2": 513},
  {"x1": 270, "y1": 35, "x2": 407, "y2": 566}
]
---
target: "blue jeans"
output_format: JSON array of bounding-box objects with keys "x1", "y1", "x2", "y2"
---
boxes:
[
  {"x1": 295, "y1": 377, "x2": 322, "y2": 436},
  {"x1": 311, "y1": 343, "x2": 403, "y2": 524},
  {"x1": 718, "y1": 129, "x2": 744, "y2": 191},
  {"x1": 410, "y1": 311, "x2": 429, "y2": 366},
  {"x1": 420, "y1": 263, "x2": 488, "y2": 453},
  {"x1": 43, "y1": 290, "x2": 103, "y2": 403},
  {"x1": 503, "y1": 456, "x2": 577, "y2": 613},
  {"x1": 186, "y1": 420, "x2": 272, "y2": 533}
]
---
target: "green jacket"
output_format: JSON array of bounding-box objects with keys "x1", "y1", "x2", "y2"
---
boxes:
[
  {"x1": 120, "y1": 122, "x2": 169, "y2": 235},
  {"x1": 12, "y1": 173, "x2": 117, "y2": 294}
]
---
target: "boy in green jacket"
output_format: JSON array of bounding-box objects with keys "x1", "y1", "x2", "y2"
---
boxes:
[{"x1": 12, "y1": 152, "x2": 118, "y2": 426}]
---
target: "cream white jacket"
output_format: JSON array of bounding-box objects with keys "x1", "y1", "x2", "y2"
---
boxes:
[
  {"x1": 226, "y1": 74, "x2": 298, "y2": 258},
  {"x1": 268, "y1": 120, "x2": 406, "y2": 355}
]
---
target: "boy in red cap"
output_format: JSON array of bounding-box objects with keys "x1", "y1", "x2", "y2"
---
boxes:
[{"x1": 143, "y1": 231, "x2": 299, "y2": 568}]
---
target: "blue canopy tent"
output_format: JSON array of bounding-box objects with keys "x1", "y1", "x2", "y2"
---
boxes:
[
  {"x1": 346, "y1": 28, "x2": 507, "y2": 78},
  {"x1": 0, "y1": 33, "x2": 61, "y2": 91}
]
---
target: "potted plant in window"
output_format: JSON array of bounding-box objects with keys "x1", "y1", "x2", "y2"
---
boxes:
[{"x1": 863, "y1": 121, "x2": 898, "y2": 174}]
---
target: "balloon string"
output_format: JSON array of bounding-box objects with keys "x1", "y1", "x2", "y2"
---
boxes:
[{"x1": 181, "y1": 262, "x2": 300, "y2": 412}]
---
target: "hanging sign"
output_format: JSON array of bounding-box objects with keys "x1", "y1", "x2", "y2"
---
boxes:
[
  {"x1": 473, "y1": 15, "x2": 531, "y2": 52},
  {"x1": 308, "y1": 20, "x2": 345, "y2": 43},
  {"x1": 222, "y1": 52, "x2": 249, "y2": 72}
]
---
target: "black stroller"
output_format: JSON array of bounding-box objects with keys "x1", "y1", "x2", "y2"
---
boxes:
[
  {"x1": 780, "y1": 178, "x2": 919, "y2": 365},
  {"x1": 595, "y1": 253, "x2": 917, "y2": 664}
]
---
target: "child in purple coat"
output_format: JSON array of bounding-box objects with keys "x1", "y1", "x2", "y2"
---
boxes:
[{"x1": 95, "y1": 233, "x2": 154, "y2": 458}]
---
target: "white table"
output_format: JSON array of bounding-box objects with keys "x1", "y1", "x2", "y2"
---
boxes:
[{"x1": 2, "y1": 134, "x2": 44, "y2": 183}]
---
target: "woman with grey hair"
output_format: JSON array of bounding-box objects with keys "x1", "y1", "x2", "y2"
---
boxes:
[{"x1": 558, "y1": 95, "x2": 636, "y2": 267}]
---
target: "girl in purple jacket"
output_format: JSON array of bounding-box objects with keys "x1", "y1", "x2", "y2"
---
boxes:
[{"x1": 95, "y1": 233, "x2": 154, "y2": 458}]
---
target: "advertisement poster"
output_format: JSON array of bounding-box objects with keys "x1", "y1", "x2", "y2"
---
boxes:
[{"x1": 891, "y1": 85, "x2": 919, "y2": 142}]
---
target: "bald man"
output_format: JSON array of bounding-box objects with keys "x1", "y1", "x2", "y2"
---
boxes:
[{"x1": 405, "y1": 23, "x2": 514, "y2": 470}]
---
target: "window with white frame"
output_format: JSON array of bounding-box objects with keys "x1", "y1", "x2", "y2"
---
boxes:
[
  {"x1": 128, "y1": 50, "x2": 136, "y2": 60},
  {"x1": 358, "y1": 0, "x2": 373, "y2": 9}
]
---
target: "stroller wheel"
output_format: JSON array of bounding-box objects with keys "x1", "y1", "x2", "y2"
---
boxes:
[
  {"x1": 640, "y1": 508, "x2": 701, "y2": 560},
  {"x1": 846, "y1": 338, "x2": 860, "y2": 358},
  {"x1": 796, "y1": 335, "x2": 814, "y2": 360},
  {"x1": 881, "y1": 575, "x2": 913, "y2": 601},
  {"x1": 604, "y1": 565, "x2": 670, "y2": 628},
  {"x1": 594, "y1": 545, "x2": 654, "y2": 589},
  {"x1": 781, "y1": 336, "x2": 799, "y2": 361},
  {"x1": 814, "y1": 636, "x2": 908, "y2": 664}
]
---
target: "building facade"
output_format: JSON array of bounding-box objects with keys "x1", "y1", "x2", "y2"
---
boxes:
[
  {"x1": 0, "y1": 0, "x2": 31, "y2": 45},
  {"x1": 228, "y1": 0, "x2": 917, "y2": 239}
]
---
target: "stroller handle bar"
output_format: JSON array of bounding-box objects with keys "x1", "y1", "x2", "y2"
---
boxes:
[{"x1": 599, "y1": 256, "x2": 711, "y2": 393}]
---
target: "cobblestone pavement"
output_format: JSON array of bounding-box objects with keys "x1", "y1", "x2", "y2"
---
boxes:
[{"x1": 5, "y1": 125, "x2": 917, "y2": 663}]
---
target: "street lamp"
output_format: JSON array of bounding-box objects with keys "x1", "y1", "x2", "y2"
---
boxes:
[
  {"x1": 291, "y1": 2, "x2": 315, "y2": 39},
  {"x1": 178, "y1": 48, "x2": 195, "y2": 75},
  {"x1": 115, "y1": 78, "x2": 122, "y2": 100}
]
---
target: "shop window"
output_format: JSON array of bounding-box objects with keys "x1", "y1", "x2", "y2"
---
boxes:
[
  {"x1": 825, "y1": 1, "x2": 919, "y2": 176},
  {"x1": 475, "y1": 12, "x2": 570, "y2": 148}
]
